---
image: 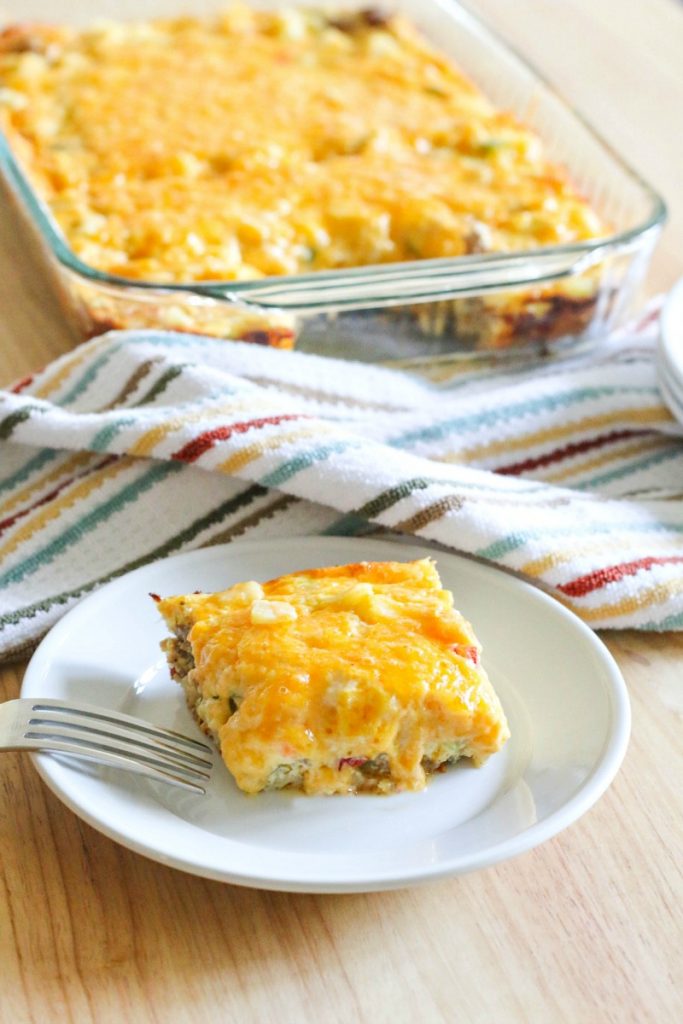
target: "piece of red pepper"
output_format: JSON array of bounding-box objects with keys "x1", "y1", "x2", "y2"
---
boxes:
[
  {"x1": 451, "y1": 644, "x2": 480, "y2": 665},
  {"x1": 338, "y1": 756, "x2": 368, "y2": 770}
]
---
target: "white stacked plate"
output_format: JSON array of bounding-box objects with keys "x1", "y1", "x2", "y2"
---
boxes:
[{"x1": 658, "y1": 278, "x2": 683, "y2": 424}]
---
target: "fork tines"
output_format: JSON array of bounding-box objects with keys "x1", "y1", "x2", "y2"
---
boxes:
[{"x1": 5, "y1": 698, "x2": 213, "y2": 793}]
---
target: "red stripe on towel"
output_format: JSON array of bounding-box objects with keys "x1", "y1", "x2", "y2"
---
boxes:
[
  {"x1": 495, "y1": 429, "x2": 651, "y2": 476},
  {"x1": 559, "y1": 556, "x2": 683, "y2": 597},
  {"x1": 171, "y1": 414, "x2": 306, "y2": 463},
  {"x1": 0, "y1": 455, "x2": 119, "y2": 535},
  {"x1": 10, "y1": 374, "x2": 35, "y2": 394}
]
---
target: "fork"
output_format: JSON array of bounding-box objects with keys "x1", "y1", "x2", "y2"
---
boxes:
[{"x1": 0, "y1": 698, "x2": 213, "y2": 793}]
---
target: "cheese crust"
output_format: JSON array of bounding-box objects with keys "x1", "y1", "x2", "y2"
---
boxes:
[
  {"x1": 156, "y1": 559, "x2": 510, "y2": 795},
  {"x1": 0, "y1": 6, "x2": 604, "y2": 286}
]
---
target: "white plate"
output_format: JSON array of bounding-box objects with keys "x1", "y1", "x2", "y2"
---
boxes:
[
  {"x1": 658, "y1": 372, "x2": 683, "y2": 427},
  {"x1": 22, "y1": 536, "x2": 630, "y2": 893}
]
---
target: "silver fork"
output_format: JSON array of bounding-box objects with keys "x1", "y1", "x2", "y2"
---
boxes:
[{"x1": 0, "y1": 698, "x2": 213, "y2": 793}]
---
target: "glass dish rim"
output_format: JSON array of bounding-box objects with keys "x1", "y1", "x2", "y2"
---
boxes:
[{"x1": 0, "y1": 0, "x2": 667, "y2": 313}]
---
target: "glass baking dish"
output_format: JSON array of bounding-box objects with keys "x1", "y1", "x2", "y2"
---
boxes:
[{"x1": 0, "y1": 0, "x2": 667, "y2": 364}]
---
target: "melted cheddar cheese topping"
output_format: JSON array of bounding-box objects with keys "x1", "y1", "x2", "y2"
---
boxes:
[
  {"x1": 0, "y1": 6, "x2": 604, "y2": 284},
  {"x1": 157, "y1": 559, "x2": 510, "y2": 795}
]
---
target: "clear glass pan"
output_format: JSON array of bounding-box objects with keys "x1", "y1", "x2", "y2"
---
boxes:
[{"x1": 0, "y1": 0, "x2": 667, "y2": 362}]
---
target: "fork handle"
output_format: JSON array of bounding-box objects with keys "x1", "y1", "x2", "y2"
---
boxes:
[{"x1": 3, "y1": 733, "x2": 206, "y2": 793}]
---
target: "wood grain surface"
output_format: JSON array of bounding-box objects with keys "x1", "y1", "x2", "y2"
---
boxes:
[{"x1": 1, "y1": 2, "x2": 682, "y2": 1022}]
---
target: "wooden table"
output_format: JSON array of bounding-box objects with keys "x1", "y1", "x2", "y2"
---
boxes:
[{"x1": 2, "y1": 1, "x2": 682, "y2": 1020}]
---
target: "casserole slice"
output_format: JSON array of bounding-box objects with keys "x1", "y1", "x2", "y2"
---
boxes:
[{"x1": 154, "y1": 558, "x2": 510, "y2": 795}]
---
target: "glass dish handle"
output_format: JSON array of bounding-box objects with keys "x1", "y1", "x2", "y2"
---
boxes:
[{"x1": 202, "y1": 247, "x2": 606, "y2": 313}]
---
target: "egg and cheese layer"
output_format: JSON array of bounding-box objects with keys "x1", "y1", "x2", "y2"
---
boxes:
[
  {"x1": 156, "y1": 559, "x2": 510, "y2": 796},
  {"x1": 0, "y1": 6, "x2": 604, "y2": 285}
]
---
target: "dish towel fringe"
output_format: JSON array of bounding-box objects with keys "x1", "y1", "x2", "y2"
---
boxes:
[{"x1": 1, "y1": 302, "x2": 682, "y2": 660}]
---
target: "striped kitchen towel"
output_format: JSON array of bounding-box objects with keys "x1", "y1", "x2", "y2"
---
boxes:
[{"x1": 1, "y1": 304, "x2": 683, "y2": 660}]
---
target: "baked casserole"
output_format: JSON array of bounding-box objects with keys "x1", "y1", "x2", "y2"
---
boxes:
[
  {"x1": 0, "y1": 4, "x2": 606, "y2": 349},
  {"x1": 154, "y1": 558, "x2": 510, "y2": 796}
]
